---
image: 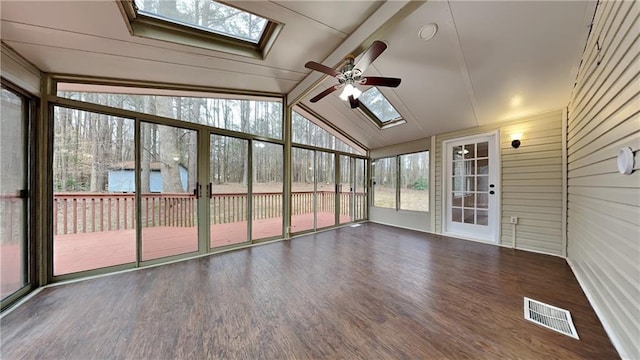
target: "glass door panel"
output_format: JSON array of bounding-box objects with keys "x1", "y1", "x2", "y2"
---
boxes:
[
  {"x1": 1, "y1": 87, "x2": 28, "y2": 299},
  {"x1": 315, "y1": 151, "x2": 335, "y2": 228},
  {"x1": 252, "y1": 141, "x2": 283, "y2": 240},
  {"x1": 339, "y1": 155, "x2": 352, "y2": 224},
  {"x1": 141, "y1": 123, "x2": 198, "y2": 261},
  {"x1": 445, "y1": 135, "x2": 498, "y2": 242},
  {"x1": 354, "y1": 158, "x2": 367, "y2": 220},
  {"x1": 291, "y1": 147, "x2": 315, "y2": 233},
  {"x1": 210, "y1": 135, "x2": 248, "y2": 248},
  {"x1": 400, "y1": 152, "x2": 429, "y2": 211},
  {"x1": 53, "y1": 107, "x2": 136, "y2": 275}
]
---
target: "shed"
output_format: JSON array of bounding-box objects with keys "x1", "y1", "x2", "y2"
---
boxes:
[{"x1": 108, "y1": 161, "x2": 188, "y2": 193}]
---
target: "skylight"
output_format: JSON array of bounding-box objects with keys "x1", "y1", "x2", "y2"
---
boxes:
[
  {"x1": 121, "y1": 0, "x2": 282, "y2": 59},
  {"x1": 134, "y1": 0, "x2": 268, "y2": 44},
  {"x1": 358, "y1": 87, "x2": 401, "y2": 123},
  {"x1": 356, "y1": 87, "x2": 405, "y2": 129}
]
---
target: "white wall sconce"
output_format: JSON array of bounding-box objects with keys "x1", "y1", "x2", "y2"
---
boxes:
[{"x1": 617, "y1": 147, "x2": 635, "y2": 175}]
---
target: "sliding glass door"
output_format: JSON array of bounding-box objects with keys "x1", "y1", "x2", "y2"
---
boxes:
[
  {"x1": 338, "y1": 155, "x2": 352, "y2": 224},
  {"x1": 315, "y1": 151, "x2": 336, "y2": 229},
  {"x1": 291, "y1": 148, "x2": 366, "y2": 235},
  {"x1": 354, "y1": 158, "x2": 367, "y2": 221},
  {"x1": 210, "y1": 134, "x2": 249, "y2": 248},
  {"x1": 140, "y1": 123, "x2": 198, "y2": 261},
  {"x1": 291, "y1": 147, "x2": 315, "y2": 233},
  {"x1": 1, "y1": 86, "x2": 30, "y2": 302},
  {"x1": 52, "y1": 107, "x2": 137, "y2": 275},
  {"x1": 252, "y1": 141, "x2": 283, "y2": 240}
]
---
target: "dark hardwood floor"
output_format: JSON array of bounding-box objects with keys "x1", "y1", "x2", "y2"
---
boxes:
[{"x1": 0, "y1": 223, "x2": 619, "y2": 359}]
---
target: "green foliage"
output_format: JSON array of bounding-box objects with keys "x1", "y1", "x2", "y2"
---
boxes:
[{"x1": 412, "y1": 177, "x2": 428, "y2": 191}]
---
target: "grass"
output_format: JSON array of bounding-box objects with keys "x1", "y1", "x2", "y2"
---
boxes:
[{"x1": 374, "y1": 187, "x2": 429, "y2": 212}]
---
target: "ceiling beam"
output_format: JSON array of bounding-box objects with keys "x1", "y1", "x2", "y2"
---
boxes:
[{"x1": 287, "y1": 0, "x2": 425, "y2": 107}]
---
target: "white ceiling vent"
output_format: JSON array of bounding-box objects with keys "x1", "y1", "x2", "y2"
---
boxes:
[{"x1": 524, "y1": 297, "x2": 579, "y2": 339}]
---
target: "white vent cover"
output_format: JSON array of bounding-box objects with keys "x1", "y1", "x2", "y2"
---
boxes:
[{"x1": 524, "y1": 297, "x2": 579, "y2": 339}]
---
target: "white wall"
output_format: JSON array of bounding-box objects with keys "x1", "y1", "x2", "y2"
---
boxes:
[
  {"x1": 1, "y1": 42, "x2": 41, "y2": 95},
  {"x1": 565, "y1": 1, "x2": 639, "y2": 359}
]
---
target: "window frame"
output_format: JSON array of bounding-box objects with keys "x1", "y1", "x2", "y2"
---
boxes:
[
  {"x1": 357, "y1": 87, "x2": 406, "y2": 130},
  {"x1": 372, "y1": 150, "x2": 429, "y2": 213},
  {"x1": 399, "y1": 151, "x2": 429, "y2": 212},
  {"x1": 0, "y1": 79, "x2": 36, "y2": 311},
  {"x1": 120, "y1": 0, "x2": 283, "y2": 60},
  {"x1": 372, "y1": 156, "x2": 398, "y2": 210},
  {"x1": 56, "y1": 83, "x2": 284, "y2": 141}
]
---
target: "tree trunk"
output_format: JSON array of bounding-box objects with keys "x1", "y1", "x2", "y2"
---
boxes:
[
  {"x1": 140, "y1": 97, "x2": 152, "y2": 193},
  {"x1": 156, "y1": 98, "x2": 183, "y2": 193},
  {"x1": 159, "y1": 126, "x2": 183, "y2": 193},
  {"x1": 240, "y1": 101, "x2": 250, "y2": 187}
]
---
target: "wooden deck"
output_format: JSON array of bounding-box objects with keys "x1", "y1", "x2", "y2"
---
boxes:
[
  {"x1": 52, "y1": 212, "x2": 349, "y2": 275},
  {"x1": 1, "y1": 223, "x2": 619, "y2": 359}
]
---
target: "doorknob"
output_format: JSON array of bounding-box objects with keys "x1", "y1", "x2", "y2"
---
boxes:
[{"x1": 489, "y1": 190, "x2": 495, "y2": 195}]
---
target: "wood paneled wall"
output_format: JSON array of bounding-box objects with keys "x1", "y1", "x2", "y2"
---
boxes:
[
  {"x1": 434, "y1": 110, "x2": 565, "y2": 256},
  {"x1": 566, "y1": 1, "x2": 639, "y2": 359}
]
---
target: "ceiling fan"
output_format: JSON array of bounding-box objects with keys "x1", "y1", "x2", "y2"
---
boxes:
[{"x1": 305, "y1": 40, "x2": 401, "y2": 109}]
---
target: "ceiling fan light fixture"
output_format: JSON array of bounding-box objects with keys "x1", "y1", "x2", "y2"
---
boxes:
[
  {"x1": 339, "y1": 84, "x2": 361, "y2": 101},
  {"x1": 418, "y1": 23, "x2": 438, "y2": 41}
]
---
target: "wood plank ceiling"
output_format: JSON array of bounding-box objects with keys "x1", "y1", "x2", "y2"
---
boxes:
[{"x1": 0, "y1": 0, "x2": 596, "y2": 149}]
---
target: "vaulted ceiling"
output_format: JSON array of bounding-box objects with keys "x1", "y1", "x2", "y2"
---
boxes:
[{"x1": 1, "y1": 0, "x2": 595, "y2": 150}]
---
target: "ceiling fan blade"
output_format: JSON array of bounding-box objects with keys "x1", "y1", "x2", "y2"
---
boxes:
[
  {"x1": 305, "y1": 61, "x2": 340, "y2": 77},
  {"x1": 348, "y1": 95, "x2": 360, "y2": 109},
  {"x1": 360, "y1": 76, "x2": 401, "y2": 88},
  {"x1": 353, "y1": 40, "x2": 387, "y2": 73},
  {"x1": 310, "y1": 85, "x2": 341, "y2": 103}
]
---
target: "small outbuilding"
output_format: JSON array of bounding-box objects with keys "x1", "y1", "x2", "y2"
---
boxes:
[{"x1": 108, "y1": 161, "x2": 188, "y2": 193}]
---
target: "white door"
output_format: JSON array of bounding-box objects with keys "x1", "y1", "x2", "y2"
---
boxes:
[{"x1": 443, "y1": 132, "x2": 500, "y2": 243}]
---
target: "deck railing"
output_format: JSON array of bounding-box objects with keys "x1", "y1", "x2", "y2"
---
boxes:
[{"x1": 53, "y1": 191, "x2": 366, "y2": 235}]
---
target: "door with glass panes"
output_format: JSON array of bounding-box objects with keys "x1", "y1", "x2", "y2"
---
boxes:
[{"x1": 444, "y1": 133, "x2": 499, "y2": 243}]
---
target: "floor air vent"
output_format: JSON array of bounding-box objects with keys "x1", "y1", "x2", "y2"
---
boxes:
[{"x1": 524, "y1": 297, "x2": 579, "y2": 339}]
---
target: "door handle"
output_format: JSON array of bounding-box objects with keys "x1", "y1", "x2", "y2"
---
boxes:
[
  {"x1": 208, "y1": 183, "x2": 213, "y2": 199},
  {"x1": 193, "y1": 182, "x2": 202, "y2": 198},
  {"x1": 489, "y1": 190, "x2": 495, "y2": 195}
]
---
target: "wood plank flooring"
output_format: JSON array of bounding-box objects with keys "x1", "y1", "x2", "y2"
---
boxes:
[{"x1": 0, "y1": 223, "x2": 619, "y2": 359}]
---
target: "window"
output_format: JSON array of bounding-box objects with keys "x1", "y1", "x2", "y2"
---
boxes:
[
  {"x1": 400, "y1": 152, "x2": 429, "y2": 211},
  {"x1": 121, "y1": 0, "x2": 282, "y2": 59},
  {"x1": 135, "y1": 0, "x2": 268, "y2": 44},
  {"x1": 372, "y1": 157, "x2": 396, "y2": 209},
  {"x1": 358, "y1": 87, "x2": 405, "y2": 129},
  {"x1": 52, "y1": 107, "x2": 137, "y2": 275},
  {"x1": 373, "y1": 151, "x2": 429, "y2": 212},
  {"x1": 252, "y1": 141, "x2": 283, "y2": 240},
  {"x1": 57, "y1": 85, "x2": 283, "y2": 140},
  {"x1": 292, "y1": 110, "x2": 364, "y2": 155},
  {"x1": 1, "y1": 84, "x2": 31, "y2": 306}
]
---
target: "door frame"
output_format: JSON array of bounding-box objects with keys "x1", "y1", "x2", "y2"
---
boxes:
[{"x1": 441, "y1": 130, "x2": 501, "y2": 244}]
